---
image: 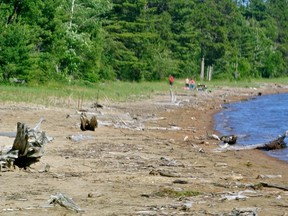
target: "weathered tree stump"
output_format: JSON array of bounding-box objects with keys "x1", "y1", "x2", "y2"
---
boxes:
[
  {"x1": 80, "y1": 113, "x2": 98, "y2": 131},
  {"x1": 12, "y1": 122, "x2": 29, "y2": 157},
  {"x1": 0, "y1": 119, "x2": 52, "y2": 170}
]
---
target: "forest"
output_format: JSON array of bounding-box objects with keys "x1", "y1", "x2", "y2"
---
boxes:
[{"x1": 0, "y1": 0, "x2": 287, "y2": 84}]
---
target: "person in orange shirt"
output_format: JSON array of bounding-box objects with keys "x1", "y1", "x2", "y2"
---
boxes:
[{"x1": 169, "y1": 75, "x2": 174, "y2": 86}]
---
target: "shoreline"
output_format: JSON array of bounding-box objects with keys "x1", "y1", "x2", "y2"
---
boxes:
[
  {"x1": 211, "y1": 85, "x2": 288, "y2": 161},
  {"x1": 0, "y1": 83, "x2": 287, "y2": 215},
  {"x1": 149, "y1": 84, "x2": 288, "y2": 214},
  {"x1": 169, "y1": 83, "x2": 288, "y2": 170},
  {"x1": 210, "y1": 94, "x2": 288, "y2": 165}
]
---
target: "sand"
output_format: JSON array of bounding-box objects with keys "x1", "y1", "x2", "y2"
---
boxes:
[{"x1": 0, "y1": 83, "x2": 287, "y2": 216}]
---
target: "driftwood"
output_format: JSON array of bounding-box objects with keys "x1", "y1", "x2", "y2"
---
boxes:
[
  {"x1": 215, "y1": 131, "x2": 287, "y2": 152},
  {"x1": 258, "y1": 182, "x2": 288, "y2": 191},
  {"x1": 80, "y1": 113, "x2": 98, "y2": 131},
  {"x1": 206, "y1": 132, "x2": 237, "y2": 144},
  {"x1": 48, "y1": 192, "x2": 84, "y2": 212},
  {"x1": 231, "y1": 208, "x2": 258, "y2": 215},
  {"x1": 256, "y1": 131, "x2": 287, "y2": 151},
  {"x1": 220, "y1": 135, "x2": 237, "y2": 145},
  {"x1": 0, "y1": 119, "x2": 52, "y2": 170},
  {"x1": 149, "y1": 169, "x2": 181, "y2": 177},
  {"x1": 91, "y1": 102, "x2": 103, "y2": 109}
]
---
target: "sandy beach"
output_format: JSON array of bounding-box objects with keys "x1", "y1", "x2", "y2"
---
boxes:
[{"x1": 0, "y1": 83, "x2": 287, "y2": 215}]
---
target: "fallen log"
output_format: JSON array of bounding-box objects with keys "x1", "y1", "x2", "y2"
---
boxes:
[
  {"x1": 80, "y1": 113, "x2": 98, "y2": 131},
  {"x1": 256, "y1": 131, "x2": 287, "y2": 151},
  {"x1": 0, "y1": 119, "x2": 53, "y2": 170},
  {"x1": 215, "y1": 131, "x2": 288, "y2": 152}
]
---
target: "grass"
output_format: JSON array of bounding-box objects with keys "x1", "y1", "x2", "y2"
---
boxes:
[
  {"x1": 0, "y1": 77, "x2": 286, "y2": 108},
  {"x1": 0, "y1": 81, "x2": 169, "y2": 108}
]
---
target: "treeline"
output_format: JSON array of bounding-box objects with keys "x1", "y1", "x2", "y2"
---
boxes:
[{"x1": 0, "y1": 0, "x2": 287, "y2": 84}]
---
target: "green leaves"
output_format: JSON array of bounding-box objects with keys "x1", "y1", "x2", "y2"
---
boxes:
[{"x1": 0, "y1": 0, "x2": 287, "y2": 84}]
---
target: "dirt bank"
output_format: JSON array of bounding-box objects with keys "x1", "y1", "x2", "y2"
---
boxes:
[{"x1": 0, "y1": 83, "x2": 287, "y2": 216}]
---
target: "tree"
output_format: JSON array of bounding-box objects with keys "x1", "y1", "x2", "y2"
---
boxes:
[
  {"x1": 267, "y1": 0, "x2": 288, "y2": 76},
  {"x1": 0, "y1": 0, "x2": 287, "y2": 83}
]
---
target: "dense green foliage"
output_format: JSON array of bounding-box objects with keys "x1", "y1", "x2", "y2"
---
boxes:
[{"x1": 0, "y1": 0, "x2": 287, "y2": 84}]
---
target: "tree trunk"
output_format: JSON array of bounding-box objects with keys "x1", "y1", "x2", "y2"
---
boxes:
[{"x1": 200, "y1": 56, "x2": 205, "y2": 82}]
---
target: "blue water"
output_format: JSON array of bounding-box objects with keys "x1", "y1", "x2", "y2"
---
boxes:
[{"x1": 214, "y1": 93, "x2": 288, "y2": 163}]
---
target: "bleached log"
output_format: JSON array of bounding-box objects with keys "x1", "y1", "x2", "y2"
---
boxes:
[{"x1": 48, "y1": 193, "x2": 84, "y2": 212}]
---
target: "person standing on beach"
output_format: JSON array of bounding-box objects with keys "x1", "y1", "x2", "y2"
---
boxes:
[
  {"x1": 185, "y1": 77, "x2": 189, "y2": 90},
  {"x1": 189, "y1": 78, "x2": 195, "y2": 90},
  {"x1": 169, "y1": 75, "x2": 174, "y2": 87}
]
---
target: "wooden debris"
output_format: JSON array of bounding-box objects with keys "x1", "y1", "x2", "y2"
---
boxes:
[
  {"x1": 146, "y1": 126, "x2": 182, "y2": 131},
  {"x1": 215, "y1": 131, "x2": 288, "y2": 152},
  {"x1": 91, "y1": 102, "x2": 103, "y2": 109},
  {"x1": 173, "y1": 179, "x2": 188, "y2": 184},
  {"x1": 231, "y1": 207, "x2": 258, "y2": 215},
  {"x1": 256, "y1": 131, "x2": 287, "y2": 150},
  {"x1": 0, "y1": 119, "x2": 52, "y2": 170},
  {"x1": 256, "y1": 174, "x2": 282, "y2": 179},
  {"x1": 220, "y1": 192, "x2": 247, "y2": 201},
  {"x1": 210, "y1": 134, "x2": 220, "y2": 141},
  {"x1": 67, "y1": 134, "x2": 95, "y2": 142},
  {"x1": 80, "y1": 113, "x2": 98, "y2": 131},
  {"x1": 214, "y1": 162, "x2": 228, "y2": 167},
  {"x1": 220, "y1": 135, "x2": 237, "y2": 145},
  {"x1": 158, "y1": 170, "x2": 181, "y2": 177},
  {"x1": 159, "y1": 156, "x2": 178, "y2": 167},
  {"x1": 0, "y1": 149, "x2": 18, "y2": 171},
  {"x1": 48, "y1": 192, "x2": 84, "y2": 212},
  {"x1": 258, "y1": 182, "x2": 288, "y2": 191},
  {"x1": 149, "y1": 169, "x2": 181, "y2": 177}
]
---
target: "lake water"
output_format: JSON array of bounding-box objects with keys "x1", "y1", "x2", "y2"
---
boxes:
[{"x1": 214, "y1": 93, "x2": 288, "y2": 163}]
